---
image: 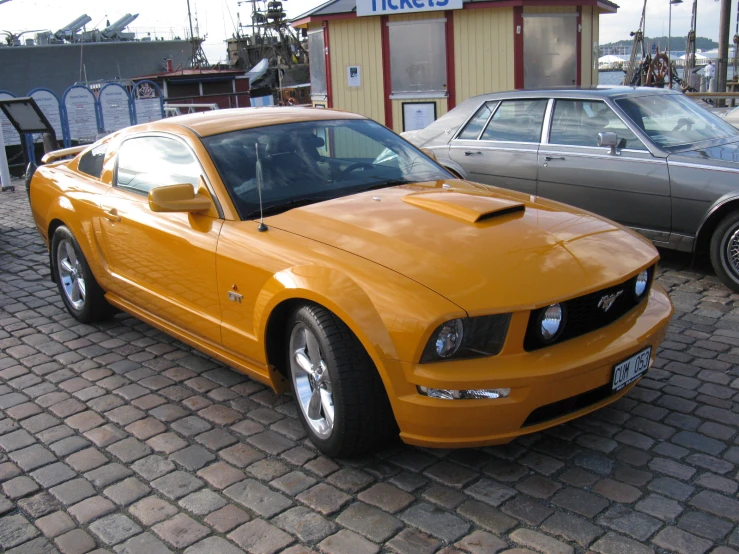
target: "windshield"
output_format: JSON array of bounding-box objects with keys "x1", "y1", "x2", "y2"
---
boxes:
[
  {"x1": 615, "y1": 93, "x2": 739, "y2": 150},
  {"x1": 201, "y1": 118, "x2": 451, "y2": 219}
]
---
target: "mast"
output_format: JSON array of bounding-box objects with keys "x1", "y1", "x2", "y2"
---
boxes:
[{"x1": 718, "y1": 0, "x2": 731, "y2": 94}]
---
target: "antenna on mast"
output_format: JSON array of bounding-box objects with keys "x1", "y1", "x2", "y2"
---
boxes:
[{"x1": 255, "y1": 143, "x2": 268, "y2": 232}]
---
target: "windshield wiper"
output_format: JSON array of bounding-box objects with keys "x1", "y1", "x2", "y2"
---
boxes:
[
  {"x1": 354, "y1": 178, "x2": 414, "y2": 193},
  {"x1": 244, "y1": 196, "x2": 332, "y2": 220}
]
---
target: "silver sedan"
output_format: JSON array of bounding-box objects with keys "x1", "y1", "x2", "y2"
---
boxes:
[{"x1": 404, "y1": 87, "x2": 739, "y2": 291}]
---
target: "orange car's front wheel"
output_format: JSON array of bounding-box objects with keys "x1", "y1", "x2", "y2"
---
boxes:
[{"x1": 287, "y1": 303, "x2": 397, "y2": 457}]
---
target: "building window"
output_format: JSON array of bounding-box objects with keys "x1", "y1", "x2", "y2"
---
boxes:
[
  {"x1": 388, "y1": 20, "x2": 447, "y2": 97},
  {"x1": 308, "y1": 29, "x2": 327, "y2": 99}
]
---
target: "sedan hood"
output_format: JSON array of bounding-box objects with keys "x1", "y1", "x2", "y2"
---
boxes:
[
  {"x1": 672, "y1": 138, "x2": 739, "y2": 166},
  {"x1": 268, "y1": 181, "x2": 658, "y2": 313}
]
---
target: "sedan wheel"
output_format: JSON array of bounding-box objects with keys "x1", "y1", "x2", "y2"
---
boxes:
[
  {"x1": 51, "y1": 226, "x2": 113, "y2": 323},
  {"x1": 290, "y1": 323, "x2": 335, "y2": 439},
  {"x1": 286, "y1": 304, "x2": 398, "y2": 456}
]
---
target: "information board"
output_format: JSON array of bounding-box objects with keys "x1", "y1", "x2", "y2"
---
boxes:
[
  {"x1": 63, "y1": 85, "x2": 99, "y2": 143},
  {"x1": 29, "y1": 89, "x2": 65, "y2": 142},
  {"x1": 0, "y1": 91, "x2": 21, "y2": 146},
  {"x1": 99, "y1": 83, "x2": 133, "y2": 132},
  {"x1": 133, "y1": 81, "x2": 164, "y2": 124}
]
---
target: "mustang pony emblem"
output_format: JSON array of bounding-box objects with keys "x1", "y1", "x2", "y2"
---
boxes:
[{"x1": 598, "y1": 290, "x2": 623, "y2": 312}]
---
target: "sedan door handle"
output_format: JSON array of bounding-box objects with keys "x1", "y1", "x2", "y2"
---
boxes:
[
  {"x1": 102, "y1": 207, "x2": 121, "y2": 222},
  {"x1": 464, "y1": 151, "x2": 483, "y2": 156},
  {"x1": 544, "y1": 156, "x2": 565, "y2": 161}
]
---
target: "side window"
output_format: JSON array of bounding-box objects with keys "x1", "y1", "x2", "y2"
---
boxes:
[
  {"x1": 115, "y1": 136, "x2": 201, "y2": 194},
  {"x1": 457, "y1": 102, "x2": 497, "y2": 140},
  {"x1": 480, "y1": 100, "x2": 548, "y2": 143},
  {"x1": 550, "y1": 100, "x2": 647, "y2": 151},
  {"x1": 78, "y1": 143, "x2": 107, "y2": 179}
]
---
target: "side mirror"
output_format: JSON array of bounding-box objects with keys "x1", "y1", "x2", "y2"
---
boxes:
[
  {"x1": 598, "y1": 132, "x2": 620, "y2": 155},
  {"x1": 421, "y1": 147, "x2": 438, "y2": 162},
  {"x1": 148, "y1": 184, "x2": 213, "y2": 213}
]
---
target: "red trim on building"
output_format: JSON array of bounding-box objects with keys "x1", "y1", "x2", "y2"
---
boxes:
[
  {"x1": 380, "y1": 15, "x2": 393, "y2": 129},
  {"x1": 323, "y1": 21, "x2": 333, "y2": 108},
  {"x1": 445, "y1": 11, "x2": 456, "y2": 110},
  {"x1": 513, "y1": 6, "x2": 524, "y2": 89},
  {"x1": 576, "y1": 6, "x2": 582, "y2": 85},
  {"x1": 292, "y1": 12, "x2": 358, "y2": 27}
]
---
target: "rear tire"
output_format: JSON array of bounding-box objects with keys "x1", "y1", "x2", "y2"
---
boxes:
[
  {"x1": 51, "y1": 226, "x2": 114, "y2": 323},
  {"x1": 710, "y1": 212, "x2": 739, "y2": 293},
  {"x1": 287, "y1": 303, "x2": 397, "y2": 457}
]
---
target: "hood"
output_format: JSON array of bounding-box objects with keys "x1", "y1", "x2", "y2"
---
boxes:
[
  {"x1": 670, "y1": 138, "x2": 739, "y2": 167},
  {"x1": 268, "y1": 180, "x2": 658, "y2": 313}
]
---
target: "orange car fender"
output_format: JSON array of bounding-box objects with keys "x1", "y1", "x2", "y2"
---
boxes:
[
  {"x1": 253, "y1": 266, "x2": 403, "y2": 394},
  {"x1": 42, "y1": 191, "x2": 109, "y2": 287}
]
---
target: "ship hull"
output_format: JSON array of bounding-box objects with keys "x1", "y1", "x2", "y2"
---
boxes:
[{"x1": 0, "y1": 40, "x2": 195, "y2": 97}]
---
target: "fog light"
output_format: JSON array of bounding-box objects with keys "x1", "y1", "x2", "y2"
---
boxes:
[
  {"x1": 418, "y1": 386, "x2": 510, "y2": 400},
  {"x1": 634, "y1": 269, "x2": 649, "y2": 298}
]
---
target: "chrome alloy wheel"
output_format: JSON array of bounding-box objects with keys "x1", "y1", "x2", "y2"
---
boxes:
[
  {"x1": 57, "y1": 238, "x2": 86, "y2": 311},
  {"x1": 727, "y1": 228, "x2": 739, "y2": 276},
  {"x1": 289, "y1": 323, "x2": 335, "y2": 438}
]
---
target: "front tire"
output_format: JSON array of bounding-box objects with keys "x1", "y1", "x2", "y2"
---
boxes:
[
  {"x1": 287, "y1": 304, "x2": 397, "y2": 457},
  {"x1": 51, "y1": 226, "x2": 113, "y2": 323}
]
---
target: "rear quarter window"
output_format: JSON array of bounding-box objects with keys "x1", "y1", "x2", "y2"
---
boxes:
[{"x1": 77, "y1": 144, "x2": 107, "y2": 179}]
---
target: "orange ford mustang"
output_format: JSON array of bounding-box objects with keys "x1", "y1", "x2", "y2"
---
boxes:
[{"x1": 29, "y1": 107, "x2": 673, "y2": 456}]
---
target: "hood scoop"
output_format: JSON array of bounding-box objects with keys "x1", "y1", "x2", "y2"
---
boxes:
[{"x1": 402, "y1": 191, "x2": 525, "y2": 224}]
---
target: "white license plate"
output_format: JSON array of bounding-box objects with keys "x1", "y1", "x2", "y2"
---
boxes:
[{"x1": 611, "y1": 347, "x2": 652, "y2": 392}]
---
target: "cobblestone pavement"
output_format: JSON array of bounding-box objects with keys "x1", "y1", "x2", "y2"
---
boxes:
[{"x1": 1, "y1": 180, "x2": 739, "y2": 554}]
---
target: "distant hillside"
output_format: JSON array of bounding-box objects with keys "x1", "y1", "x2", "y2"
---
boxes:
[{"x1": 603, "y1": 36, "x2": 718, "y2": 51}]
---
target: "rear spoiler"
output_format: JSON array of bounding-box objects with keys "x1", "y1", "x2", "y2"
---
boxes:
[{"x1": 41, "y1": 145, "x2": 87, "y2": 165}]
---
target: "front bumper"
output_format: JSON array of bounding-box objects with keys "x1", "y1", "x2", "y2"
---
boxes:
[{"x1": 386, "y1": 283, "x2": 673, "y2": 448}]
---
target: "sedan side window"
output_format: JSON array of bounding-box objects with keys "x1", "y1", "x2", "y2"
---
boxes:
[
  {"x1": 480, "y1": 100, "x2": 548, "y2": 143},
  {"x1": 550, "y1": 100, "x2": 647, "y2": 151},
  {"x1": 457, "y1": 102, "x2": 496, "y2": 140},
  {"x1": 115, "y1": 136, "x2": 202, "y2": 195}
]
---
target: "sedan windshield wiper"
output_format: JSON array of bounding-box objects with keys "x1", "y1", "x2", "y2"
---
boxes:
[{"x1": 244, "y1": 196, "x2": 332, "y2": 220}]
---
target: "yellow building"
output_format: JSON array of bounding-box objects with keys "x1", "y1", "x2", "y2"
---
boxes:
[{"x1": 292, "y1": 0, "x2": 618, "y2": 134}]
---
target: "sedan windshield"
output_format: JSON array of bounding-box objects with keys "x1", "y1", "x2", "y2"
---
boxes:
[
  {"x1": 201, "y1": 118, "x2": 451, "y2": 219},
  {"x1": 616, "y1": 93, "x2": 739, "y2": 150}
]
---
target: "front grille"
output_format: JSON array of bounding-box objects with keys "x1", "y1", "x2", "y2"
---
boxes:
[
  {"x1": 524, "y1": 266, "x2": 654, "y2": 351},
  {"x1": 522, "y1": 383, "x2": 613, "y2": 427}
]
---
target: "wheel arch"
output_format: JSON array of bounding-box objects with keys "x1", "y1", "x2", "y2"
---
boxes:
[
  {"x1": 695, "y1": 195, "x2": 739, "y2": 256},
  {"x1": 47, "y1": 218, "x2": 67, "y2": 283},
  {"x1": 257, "y1": 268, "x2": 403, "y2": 401}
]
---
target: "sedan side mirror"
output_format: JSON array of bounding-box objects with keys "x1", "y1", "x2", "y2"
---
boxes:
[
  {"x1": 148, "y1": 184, "x2": 213, "y2": 213},
  {"x1": 421, "y1": 147, "x2": 438, "y2": 162},
  {"x1": 598, "y1": 132, "x2": 620, "y2": 156}
]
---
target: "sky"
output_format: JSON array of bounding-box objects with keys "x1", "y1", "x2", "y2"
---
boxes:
[{"x1": 0, "y1": 0, "x2": 734, "y2": 64}]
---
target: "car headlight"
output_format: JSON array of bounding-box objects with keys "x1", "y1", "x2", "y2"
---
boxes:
[
  {"x1": 538, "y1": 304, "x2": 565, "y2": 343},
  {"x1": 420, "y1": 314, "x2": 511, "y2": 363},
  {"x1": 634, "y1": 269, "x2": 649, "y2": 298}
]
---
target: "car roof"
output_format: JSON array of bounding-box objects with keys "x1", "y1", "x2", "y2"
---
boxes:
[
  {"x1": 465, "y1": 86, "x2": 680, "y2": 102},
  {"x1": 148, "y1": 107, "x2": 368, "y2": 138}
]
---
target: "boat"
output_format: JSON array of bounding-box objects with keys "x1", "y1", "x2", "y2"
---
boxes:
[{"x1": 0, "y1": 13, "x2": 201, "y2": 98}]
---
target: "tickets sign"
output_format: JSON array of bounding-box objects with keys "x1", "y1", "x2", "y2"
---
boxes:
[{"x1": 356, "y1": 0, "x2": 461, "y2": 16}]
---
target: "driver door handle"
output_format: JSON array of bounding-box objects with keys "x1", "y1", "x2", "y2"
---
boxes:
[
  {"x1": 464, "y1": 151, "x2": 482, "y2": 156},
  {"x1": 545, "y1": 156, "x2": 565, "y2": 161},
  {"x1": 102, "y1": 207, "x2": 121, "y2": 222}
]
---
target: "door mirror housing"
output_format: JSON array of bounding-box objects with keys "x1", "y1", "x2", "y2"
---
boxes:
[
  {"x1": 598, "y1": 132, "x2": 620, "y2": 155},
  {"x1": 148, "y1": 184, "x2": 213, "y2": 213},
  {"x1": 421, "y1": 147, "x2": 438, "y2": 162}
]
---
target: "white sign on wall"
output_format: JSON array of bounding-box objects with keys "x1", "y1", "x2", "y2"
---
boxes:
[
  {"x1": 356, "y1": 0, "x2": 461, "y2": 17},
  {"x1": 348, "y1": 66, "x2": 361, "y2": 87},
  {"x1": 29, "y1": 89, "x2": 65, "y2": 141},
  {"x1": 100, "y1": 84, "x2": 132, "y2": 132},
  {"x1": 0, "y1": 92, "x2": 21, "y2": 146},
  {"x1": 63, "y1": 86, "x2": 99, "y2": 142}
]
